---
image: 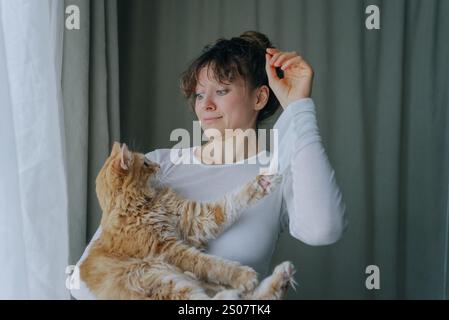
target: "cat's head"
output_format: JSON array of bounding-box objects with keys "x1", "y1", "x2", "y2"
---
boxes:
[{"x1": 96, "y1": 142, "x2": 160, "y2": 211}]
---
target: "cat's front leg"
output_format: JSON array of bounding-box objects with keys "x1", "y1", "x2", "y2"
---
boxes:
[
  {"x1": 222, "y1": 174, "x2": 283, "y2": 228},
  {"x1": 174, "y1": 174, "x2": 281, "y2": 246},
  {"x1": 173, "y1": 174, "x2": 282, "y2": 248},
  {"x1": 164, "y1": 242, "x2": 259, "y2": 292}
]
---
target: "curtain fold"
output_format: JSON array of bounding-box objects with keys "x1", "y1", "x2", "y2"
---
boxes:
[
  {"x1": 0, "y1": 0, "x2": 119, "y2": 298},
  {"x1": 117, "y1": 0, "x2": 449, "y2": 299},
  {"x1": 0, "y1": 0, "x2": 69, "y2": 299},
  {"x1": 62, "y1": 0, "x2": 120, "y2": 267}
]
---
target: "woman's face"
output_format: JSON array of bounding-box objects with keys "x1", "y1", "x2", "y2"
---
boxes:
[{"x1": 194, "y1": 66, "x2": 263, "y2": 137}]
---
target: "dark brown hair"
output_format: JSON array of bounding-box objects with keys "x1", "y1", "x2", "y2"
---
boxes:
[{"x1": 180, "y1": 31, "x2": 281, "y2": 125}]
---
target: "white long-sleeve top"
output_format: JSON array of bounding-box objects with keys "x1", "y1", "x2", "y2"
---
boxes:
[{"x1": 70, "y1": 98, "x2": 347, "y2": 299}]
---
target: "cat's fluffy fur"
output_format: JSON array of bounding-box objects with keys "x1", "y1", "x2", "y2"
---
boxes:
[{"x1": 80, "y1": 142, "x2": 296, "y2": 299}]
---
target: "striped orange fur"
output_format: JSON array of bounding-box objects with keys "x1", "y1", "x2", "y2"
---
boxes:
[{"x1": 80, "y1": 142, "x2": 296, "y2": 299}]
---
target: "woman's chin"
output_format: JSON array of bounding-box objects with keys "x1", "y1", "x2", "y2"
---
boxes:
[{"x1": 202, "y1": 126, "x2": 224, "y2": 138}]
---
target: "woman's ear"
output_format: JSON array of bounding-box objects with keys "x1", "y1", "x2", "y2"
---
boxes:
[{"x1": 254, "y1": 85, "x2": 269, "y2": 111}]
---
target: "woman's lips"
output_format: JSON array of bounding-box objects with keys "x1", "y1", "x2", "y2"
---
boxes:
[{"x1": 202, "y1": 116, "x2": 223, "y2": 123}]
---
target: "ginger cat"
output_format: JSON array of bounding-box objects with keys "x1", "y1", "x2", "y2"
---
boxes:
[{"x1": 80, "y1": 142, "x2": 296, "y2": 299}]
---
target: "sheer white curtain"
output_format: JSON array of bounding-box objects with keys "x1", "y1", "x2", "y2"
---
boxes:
[{"x1": 0, "y1": 0, "x2": 69, "y2": 299}]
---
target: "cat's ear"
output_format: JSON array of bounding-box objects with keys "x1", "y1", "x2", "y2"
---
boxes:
[
  {"x1": 120, "y1": 143, "x2": 131, "y2": 170},
  {"x1": 111, "y1": 141, "x2": 121, "y2": 155}
]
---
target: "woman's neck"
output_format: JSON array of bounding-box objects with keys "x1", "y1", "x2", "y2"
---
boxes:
[{"x1": 195, "y1": 129, "x2": 265, "y2": 165}]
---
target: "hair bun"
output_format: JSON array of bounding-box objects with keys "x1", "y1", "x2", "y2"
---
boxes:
[{"x1": 239, "y1": 31, "x2": 274, "y2": 50}]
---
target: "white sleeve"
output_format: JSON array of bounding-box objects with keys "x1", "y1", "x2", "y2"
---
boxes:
[{"x1": 275, "y1": 98, "x2": 347, "y2": 246}]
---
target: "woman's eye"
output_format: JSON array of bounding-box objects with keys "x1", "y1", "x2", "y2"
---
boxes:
[{"x1": 194, "y1": 90, "x2": 227, "y2": 100}]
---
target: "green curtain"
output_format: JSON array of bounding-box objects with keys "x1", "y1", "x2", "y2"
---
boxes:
[
  {"x1": 117, "y1": 0, "x2": 449, "y2": 299},
  {"x1": 62, "y1": 0, "x2": 120, "y2": 265}
]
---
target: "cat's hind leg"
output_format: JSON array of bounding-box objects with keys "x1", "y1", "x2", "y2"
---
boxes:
[
  {"x1": 81, "y1": 255, "x2": 209, "y2": 299},
  {"x1": 126, "y1": 260, "x2": 214, "y2": 300},
  {"x1": 247, "y1": 261, "x2": 297, "y2": 300},
  {"x1": 125, "y1": 259, "x2": 246, "y2": 300}
]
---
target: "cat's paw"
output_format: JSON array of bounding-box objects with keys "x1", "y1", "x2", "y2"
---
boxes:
[
  {"x1": 251, "y1": 261, "x2": 297, "y2": 300},
  {"x1": 273, "y1": 261, "x2": 297, "y2": 293},
  {"x1": 230, "y1": 266, "x2": 259, "y2": 292},
  {"x1": 256, "y1": 174, "x2": 282, "y2": 194}
]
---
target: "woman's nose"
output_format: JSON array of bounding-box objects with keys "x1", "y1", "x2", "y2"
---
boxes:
[
  {"x1": 205, "y1": 104, "x2": 216, "y2": 111},
  {"x1": 201, "y1": 96, "x2": 216, "y2": 111}
]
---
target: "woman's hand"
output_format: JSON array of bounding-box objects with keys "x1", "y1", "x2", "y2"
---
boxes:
[{"x1": 265, "y1": 48, "x2": 314, "y2": 109}]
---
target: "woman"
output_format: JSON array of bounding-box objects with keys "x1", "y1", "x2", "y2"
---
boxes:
[{"x1": 71, "y1": 31, "x2": 346, "y2": 299}]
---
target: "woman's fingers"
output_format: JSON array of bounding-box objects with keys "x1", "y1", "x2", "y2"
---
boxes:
[
  {"x1": 281, "y1": 56, "x2": 303, "y2": 70},
  {"x1": 266, "y1": 48, "x2": 282, "y2": 65},
  {"x1": 270, "y1": 51, "x2": 299, "y2": 67},
  {"x1": 265, "y1": 53, "x2": 280, "y2": 82},
  {"x1": 274, "y1": 52, "x2": 299, "y2": 68},
  {"x1": 265, "y1": 47, "x2": 312, "y2": 77},
  {"x1": 269, "y1": 52, "x2": 284, "y2": 65}
]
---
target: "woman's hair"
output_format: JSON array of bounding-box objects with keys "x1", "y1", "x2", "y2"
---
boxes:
[{"x1": 180, "y1": 31, "x2": 281, "y2": 124}]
